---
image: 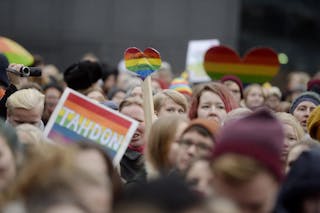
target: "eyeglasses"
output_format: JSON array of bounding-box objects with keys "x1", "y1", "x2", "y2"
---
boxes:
[{"x1": 179, "y1": 139, "x2": 212, "y2": 154}]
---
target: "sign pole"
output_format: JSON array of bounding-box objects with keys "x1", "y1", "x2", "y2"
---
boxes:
[{"x1": 142, "y1": 75, "x2": 154, "y2": 139}]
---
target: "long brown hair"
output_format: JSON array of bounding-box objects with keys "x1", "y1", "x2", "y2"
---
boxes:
[{"x1": 146, "y1": 115, "x2": 189, "y2": 173}]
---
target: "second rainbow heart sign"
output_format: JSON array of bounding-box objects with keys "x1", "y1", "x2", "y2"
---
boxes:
[{"x1": 204, "y1": 45, "x2": 280, "y2": 84}]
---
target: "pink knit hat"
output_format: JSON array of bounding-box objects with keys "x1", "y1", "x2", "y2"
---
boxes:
[{"x1": 212, "y1": 109, "x2": 284, "y2": 182}]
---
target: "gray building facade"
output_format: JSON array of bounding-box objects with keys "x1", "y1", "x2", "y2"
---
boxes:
[{"x1": 0, "y1": 0, "x2": 240, "y2": 74}]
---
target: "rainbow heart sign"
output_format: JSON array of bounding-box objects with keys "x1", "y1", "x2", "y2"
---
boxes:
[
  {"x1": 203, "y1": 45, "x2": 280, "y2": 83},
  {"x1": 124, "y1": 47, "x2": 161, "y2": 79}
]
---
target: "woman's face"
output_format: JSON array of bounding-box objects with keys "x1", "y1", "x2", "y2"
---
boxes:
[
  {"x1": 282, "y1": 123, "x2": 299, "y2": 161},
  {"x1": 223, "y1": 81, "x2": 241, "y2": 104},
  {"x1": 293, "y1": 101, "x2": 317, "y2": 132},
  {"x1": 197, "y1": 91, "x2": 227, "y2": 124},
  {"x1": 176, "y1": 130, "x2": 213, "y2": 172},
  {"x1": 245, "y1": 86, "x2": 264, "y2": 110},
  {"x1": 0, "y1": 136, "x2": 16, "y2": 192},
  {"x1": 76, "y1": 149, "x2": 112, "y2": 213},
  {"x1": 157, "y1": 98, "x2": 186, "y2": 118},
  {"x1": 186, "y1": 160, "x2": 213, "y2": 197}
]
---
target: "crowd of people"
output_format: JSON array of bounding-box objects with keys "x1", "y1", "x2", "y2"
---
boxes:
[{"x1": 0, "y1": 52, "x2": 320, "y2": 213}]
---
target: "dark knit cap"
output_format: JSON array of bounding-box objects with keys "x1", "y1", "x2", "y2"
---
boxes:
[
  {"x1": 307, "y1": 79, "x2": 320, "y2": 95},
  {"x1": 220, "y1": 75, "x2": 244, "y2": 98},
  {"x1": 212, "y1": 109, "x2": 284, "y2": 182},
  {"x1": 64, "y1": 60, "x2": 102, "y2": 90},
  {"x1": 0, "y1": 54, "x2": 9, "y2": 87},
  {"x1": 289, "y1": 91, "x2": 320, "y2": 114}
]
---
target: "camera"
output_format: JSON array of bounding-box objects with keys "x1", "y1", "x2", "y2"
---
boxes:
[{"x1": 19, "y1": 66, "x2": 42, "y2": 77}]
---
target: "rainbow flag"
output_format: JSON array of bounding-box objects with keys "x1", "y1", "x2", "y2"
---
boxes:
[
  {"x1": 44, "y1": 88, "x2": 138, "y2": 165},
  {"x1": 204, "y1": 46, "x2": 280, "y2": 84},
  {"x1": 124, "y1": 47, "x2": 161, "y2": 78}
]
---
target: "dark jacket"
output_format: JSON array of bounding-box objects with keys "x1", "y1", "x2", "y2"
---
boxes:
[
  {"x1": 274, "y1": 147, "x2": 320, "y2": 213},
  {"x1": 0, "y1": 84, "x2": 18, "y2": 119},
  {"x1": 120, "y1": 148, "x2": 144, "y2": 183}
]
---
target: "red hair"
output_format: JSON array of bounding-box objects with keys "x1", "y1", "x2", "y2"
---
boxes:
[{"x1": 189, "y1": 82, "x2": 239, "y2": 119}]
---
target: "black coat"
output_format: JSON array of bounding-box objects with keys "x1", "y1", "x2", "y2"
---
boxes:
[
  {"x1": 120, "y1": 148, "x2": 144, "y2": 183},
  {"x1": 0, "y1": 84, "x2": 17, "y2": 119}
]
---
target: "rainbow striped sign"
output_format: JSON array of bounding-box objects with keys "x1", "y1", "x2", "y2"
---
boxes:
[
  {"x1": 204, "y1": 46, "x2": 280, "y2": 83},
  {"x1": 124, "y1": 47, "x2": 161, "y2": 79},
  {"x1": 44, "y1": 88, "x2": 138, "y2": 165}
]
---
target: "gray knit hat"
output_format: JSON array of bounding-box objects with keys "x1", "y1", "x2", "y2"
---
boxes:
[{"x1": 289, "y1": 91, "x2": 320, "y2": 114}]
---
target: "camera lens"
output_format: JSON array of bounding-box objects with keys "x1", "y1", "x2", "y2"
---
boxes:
[{"x1": 20, "y1": 66, "x2": 30, "y2": 76}]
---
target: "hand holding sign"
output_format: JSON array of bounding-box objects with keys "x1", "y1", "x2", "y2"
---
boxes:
[
  {"x1": 124, "y1": 47, "x2": 162, "y2": 138},
  {"x1": 204, "y1": 45, "x2": 280, "y2": 84}
]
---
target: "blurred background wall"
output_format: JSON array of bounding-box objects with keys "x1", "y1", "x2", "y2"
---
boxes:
[
  {"x1": 0, "y1": 0, "x2": 240, "y2": 73},
  {"x1": 1, "y1": 0, "x2": 319, "y2": 81}
]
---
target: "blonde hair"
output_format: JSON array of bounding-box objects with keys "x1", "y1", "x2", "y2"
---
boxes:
[
  {"x1": 16, "y1": 124, "x2": 47, "y2": 145},
  {"x1": 243, "y1": 84, "x2": 265, "y2": 100},
  {"x1": 276, "y1": 112, "x2": 305, "y2": 142},
  {"x1": 288, "y1": 71, "x2": 310, "y2": 88},
  {"x1": 223, "y1": 108, "x2": 252, "y2": 125},
  {"x1": 146, "y1": 115, "x2": 189, "y2": 176},
  {"x1": 6, "y1": 89, "x2": 45, "y2": 113},
  {"x1": 153, "y1": 89, "x2": 188, "y2": 113},
  {"x1": 265, "y1": 86, "x2": 282, "y2": 99},
  {"x1": 5, "y1": 143, "x2": 111, "y2": 212},
  {"x1": 212, "y1": 154, "x2": 267, "y2": 185}
]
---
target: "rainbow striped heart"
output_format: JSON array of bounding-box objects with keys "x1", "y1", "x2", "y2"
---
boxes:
[
  {"x1": 204, "y1": 46, "x2": 280, "y2": 83},
  {"x1": 124, "y1": 47, "x2": 162, "y2": 79}
]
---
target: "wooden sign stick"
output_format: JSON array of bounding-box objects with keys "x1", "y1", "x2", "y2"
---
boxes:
[{"x1": 142, "y1": 75, "x2": 155, "y2": 139}]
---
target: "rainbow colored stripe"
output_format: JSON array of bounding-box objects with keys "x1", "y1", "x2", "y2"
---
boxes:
[
  {"x1": 169, "y1": 78, "x2": 192, "y2": 96},
  {"x1": 0, "y1": 36, "x2": 34, "y2": 66},
  {"x1": 204, "y1": 46, "x2": 280, "y2": 83},
  {"x1": 124, "y1": 47, "x2": 161, "y2": 78},
  {"x1": 48, "y1": 93, "x2": 132, "y2": 158}
]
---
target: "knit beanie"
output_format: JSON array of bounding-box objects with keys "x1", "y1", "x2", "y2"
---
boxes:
[
  {"x1": 212, "y1": 109, "x2": 284, "y2": 182},
  {"x1": 307, "y1": 106, "x2": 320, "y2": 140},
  {"x1": 169, "y1": 77, "x2": 192, "y2": 97},
  {"x1": 183, "y1": 118, "x2": 220, "y2": 141},
  {"x1": 289, "y1": 91, "x2": 320, "y2": 114},
  {"x1": 220, "y1": 75, "x2": 244, "y2": 98},
  {"x1": 64, "y1": 60, "x2": 102, "y2": 90},
  {"x1": 0, "y1": 54, "x2": 9, "y2": 87},
  {"x1": 307, "y1": 79, "x2": 320, "y2": 95}
]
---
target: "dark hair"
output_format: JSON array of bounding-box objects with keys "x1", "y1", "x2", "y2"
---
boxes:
[
  {"x1": 64, "y1": 60, "x2": 102, "y2": 90},
  {"x1": 185, "y1": 125, "x2": 212, "y2": 138},
  {"x1": 101, "y1": 63, "x2": 119, "y2": 81},
  {"x1": 42, "y1": 83, "x2": 64, "y2": 94},
  {"x1": 117, "y1": 176, "x2": 203, "y2": 212}
]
